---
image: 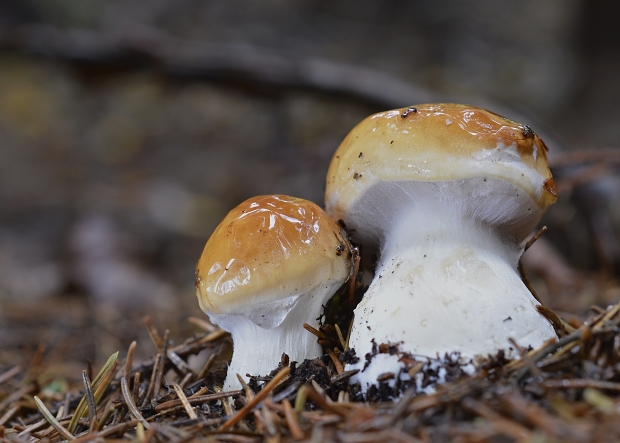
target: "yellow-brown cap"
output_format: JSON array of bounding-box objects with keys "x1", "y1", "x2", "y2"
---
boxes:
[
  {"x1": 195, "y1": 195, "x2": 352, "y2": 328},
  {"x1": 325, "y1": 104, "x2": 557, "y2": 226}
]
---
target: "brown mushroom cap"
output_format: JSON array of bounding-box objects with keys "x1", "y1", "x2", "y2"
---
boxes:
[
  {"x1": 195, "y1": 195, "x2": 351, "y2": 328},
  {"x1": 325, "y1": 104, "x2": 557, "y2": 238}
]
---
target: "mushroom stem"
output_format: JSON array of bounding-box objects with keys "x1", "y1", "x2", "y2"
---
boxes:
[
  {"x1": 347, "y1": 184, "x2": 556, "y2": 388},
  {"x1": 210, "y1": 281, "x2": 340, "y2": 391}
]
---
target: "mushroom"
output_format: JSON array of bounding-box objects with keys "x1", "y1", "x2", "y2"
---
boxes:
[
  {"x1": 195, "y1": 195, "x2": 353, "y2": 390},
  {"x1": 325, "y1": 104, "x2": 558, "y2": 390}
]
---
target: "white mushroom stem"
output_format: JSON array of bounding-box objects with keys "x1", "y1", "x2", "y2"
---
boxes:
[
  {"x1": 347, "y1": 181, "x2": 556, "y2": 388},
  {"x1": 209, "y1": 280, "x2": 342, "y2": 391}
]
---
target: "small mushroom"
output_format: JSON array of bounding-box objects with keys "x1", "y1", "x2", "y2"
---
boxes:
[
  {"x1": 325, "y1": 104, "x2": 558, "y2": 390},
  {"x1": 195, "y1": 195, "x2": 353, "y2": 390}
]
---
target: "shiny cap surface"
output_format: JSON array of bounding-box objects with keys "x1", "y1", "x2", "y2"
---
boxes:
[
  {"x1": 196, "y1": 195, "x2": 351, "y2": 326},
  {"x1": 325, "y1": 104, "x2": 557, "y2": 223}
]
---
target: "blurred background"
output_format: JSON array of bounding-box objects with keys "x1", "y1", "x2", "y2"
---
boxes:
[{"x1": 1, "y1": 0, "x2": 619, "y2": 370}]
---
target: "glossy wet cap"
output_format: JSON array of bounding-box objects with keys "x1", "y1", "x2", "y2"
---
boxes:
[
  {"x1": 325, "y1": 103, "x2": 557, "y2": 222},
  {"x1": 195, "y1": 195, "x2": 352, "y2": 328}
]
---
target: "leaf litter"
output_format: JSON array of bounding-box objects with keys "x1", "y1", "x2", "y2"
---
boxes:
[{"x1": 1, "y1": 289, "x2": 620, "y2": 443}]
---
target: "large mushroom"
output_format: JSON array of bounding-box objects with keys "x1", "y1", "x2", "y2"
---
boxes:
[
  {"x1": 195, "y1": 195, "x2": 353, "y2": 390},
  {"x1": 325, "y1": 104, "x2": 558, "y2": 389}
]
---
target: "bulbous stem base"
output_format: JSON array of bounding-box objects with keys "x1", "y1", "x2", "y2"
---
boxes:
[{"x1": 348, "y1": 207, "x2": 556, "y2": 390}]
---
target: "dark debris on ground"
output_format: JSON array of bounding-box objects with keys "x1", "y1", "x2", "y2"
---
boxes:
[{"x1": 2, "y1": 299, "x2": 620, "y2": 442}]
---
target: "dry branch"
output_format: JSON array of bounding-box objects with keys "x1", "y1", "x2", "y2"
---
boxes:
[{"x1": 0, "y1": 23, "x2": 436, "y2": 108}]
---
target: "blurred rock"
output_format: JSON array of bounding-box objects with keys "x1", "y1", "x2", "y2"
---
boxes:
[
  {"x1": 70, "y1": 215, "x2": 175, "y2": 310},
  {"x1": 0, "y1": 210, "x2": 69, "y2": 300}
]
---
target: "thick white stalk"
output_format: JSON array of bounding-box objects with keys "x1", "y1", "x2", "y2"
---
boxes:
[
  {"x1": 348, "y1": 204, "x2": 556, "y2": 388},
  {"x1": 209, "y1": 282, "x2": 339, "y2": 391}
]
